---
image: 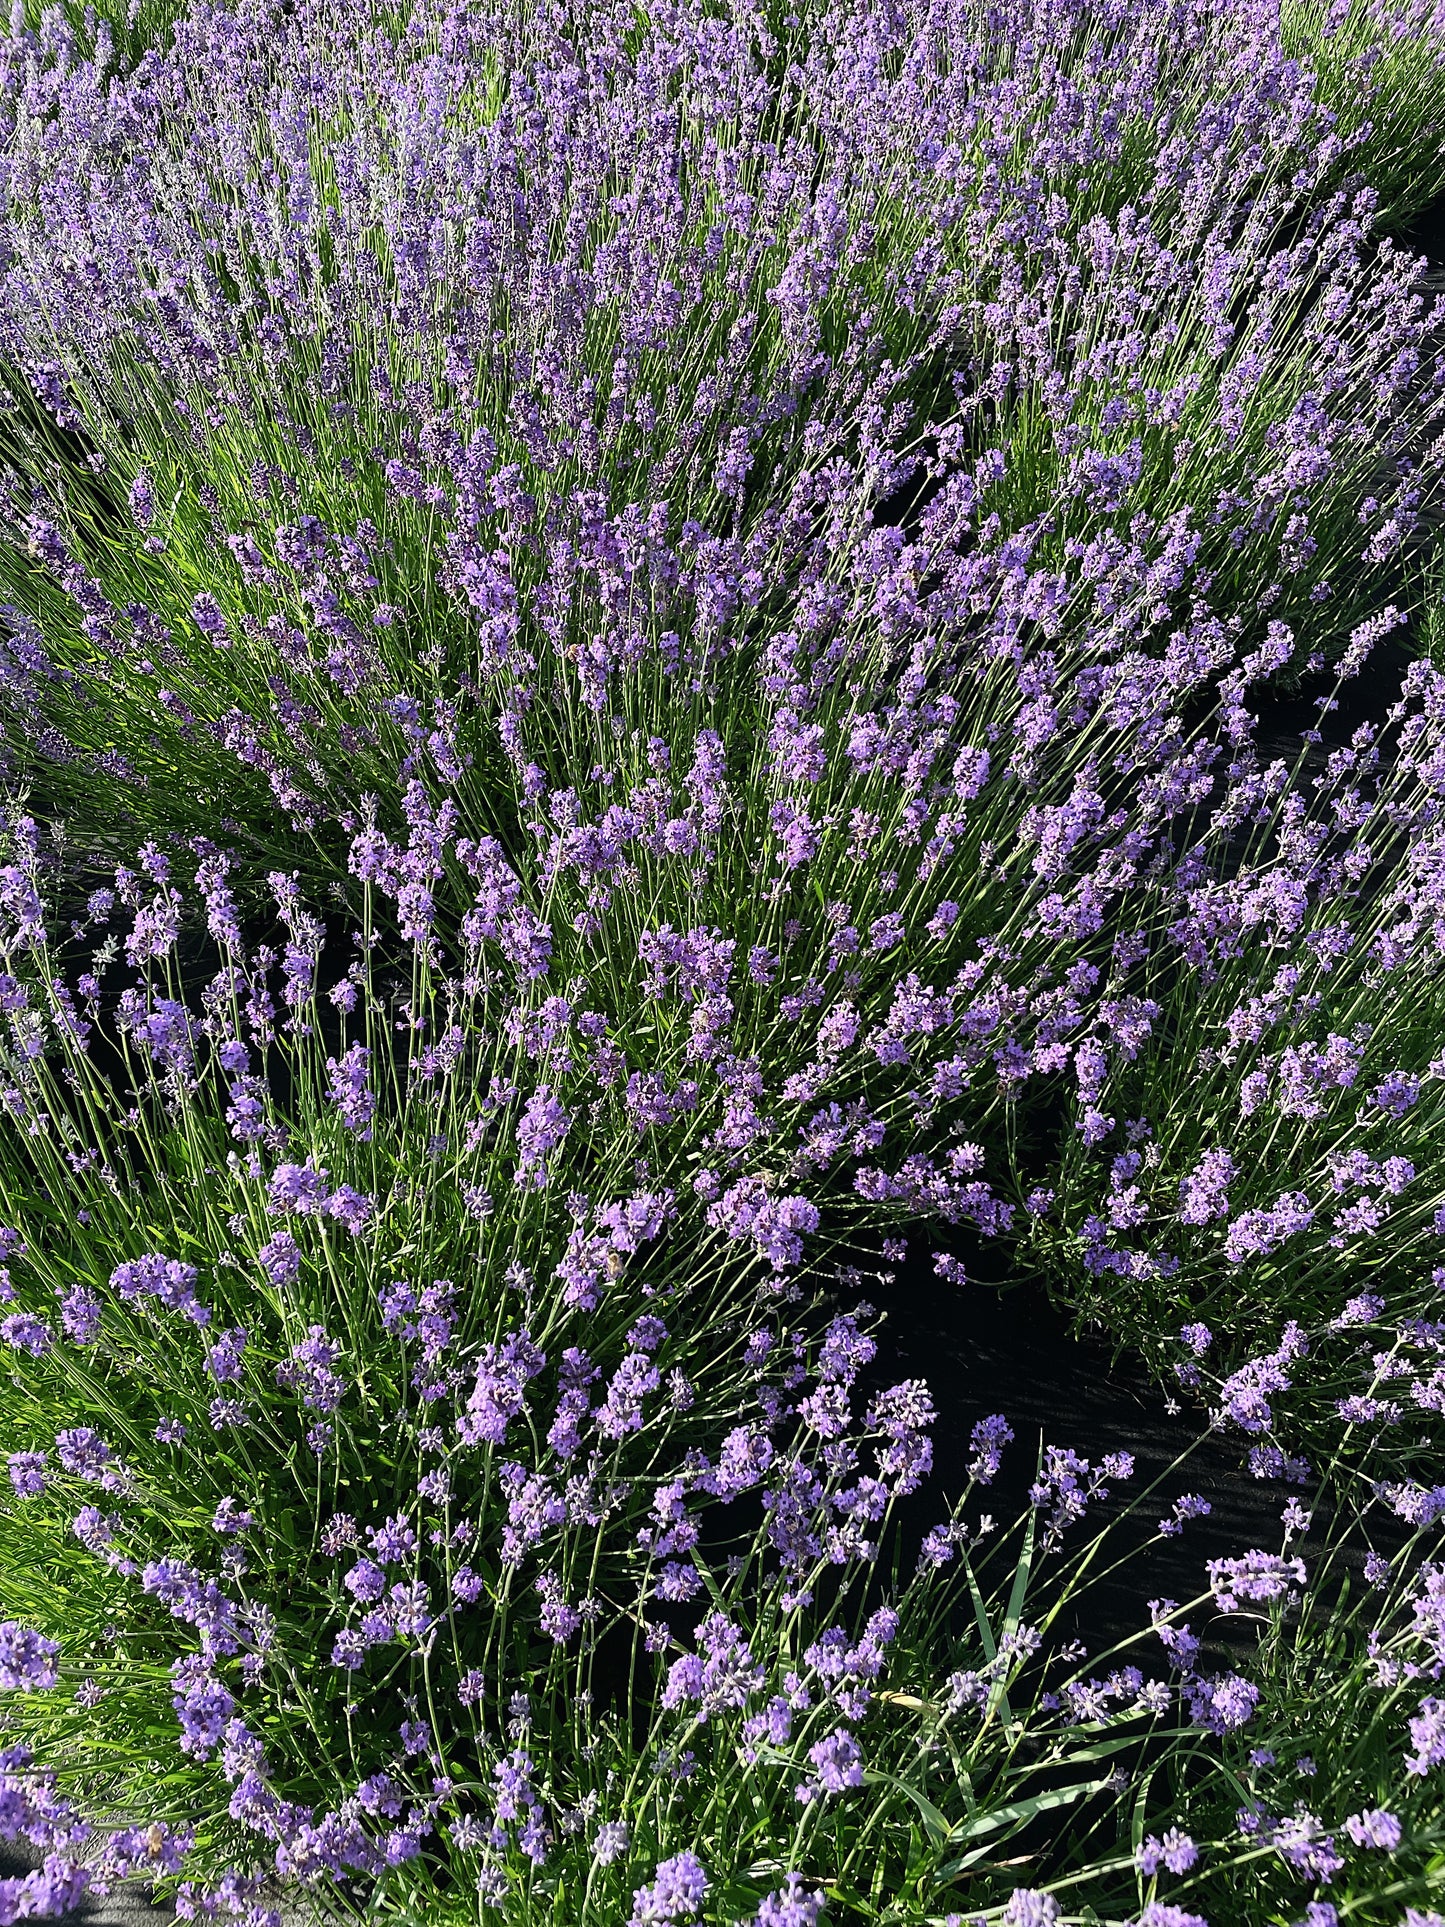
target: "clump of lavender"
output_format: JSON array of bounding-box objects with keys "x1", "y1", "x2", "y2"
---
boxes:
[
  {"x1": 0, "y1": 0, "x2": 1440, "y2": 885},
  {"x1": 0, "y1": 812, "x2": 1429, "y2": 1922},
  {"x1": 1033, "y1": 650, "x2": 1445, "y2": 1418},
  {"x1": 0, "y1": 0, "x2": 1441, "y2": 1920}
]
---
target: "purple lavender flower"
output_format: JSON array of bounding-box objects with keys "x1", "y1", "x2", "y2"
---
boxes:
[
  {"x1": 205, "y1": 1328, "x2": 248, "y2": 1385},
  {"x1": 1266, "y1": 1810, "x2": 1343, "y2": 1884},
  {"x1": 1028, "y1": 1446, "x2": 1133, "y2": 1546},
  {"x1": 805, "y1": 1607, "x2": 899, "y2": 1721},
  {"x1": 800, "y1": 1726, "x2": 864, "y2": 1801},
  {"x1": 7, "y1": 1451, "x2": 46, "y2": 1497},
  {"x1": 388, "y1": 1581, "x2": 433, "y2": 1639},
  {"x1": 1343, "y1": 1808, "x2": 1402, "y2": 1850},
  {"x1": 1215, "y1": 1336, "x2": 1300, "y2": 1434},
  {"x1": 1136, "y1": 1829, "x2": 1198, "y2": 1875},
  {"x1": 1371, "y1": 1071, "x2": 1421, "y2": 1117},
  {"x1": 258, "y1": 1232, "x2": 301, "y2": 1288},
  {"x1": 71, "y1": 1507, "x2": 114, "y2": 1553},
  {"x1": 706, "y1": 1177, "x2": 820, "y2": 1273},
  {"x1": 0, "y1": 1313, "x2": 51, "y2": 1356},
  {"x1": 661, "y1": 1613, "x2": 764, "y2": 1722},
  {"x1": 1206, "y1": 1551, "x2": 1305, "y2": 1612},
  {"x1": 751, "y1": 1876, "x2": 826, "y2": 1926},
  {"x1": 267, "y1": 1161, "x2": 331, "y2": 1217},
  {"x1": 596, "y1": 1352, "x2": 662, "y2": 1441},
  {"x1": 534, "y1": 1571, "x2": 583, "y2": 1644},
  {"x1": 111, "y1": 1253, "x2": 210, "y2": 1326},
  {"x1": 458, "y1": 1330, "x2": 545, "y2": 1446},
  {"x1": 591, "y1": 1819, "x2": 629, "y2": 1865},
  {"x1": 0, "y1": 1623, "x2": 59, "y2": 1690},
  {"x1": 344, "y1": 1559, "x2": 387, "y2": 1605},
  {"x1": 211, "y1": 1498, "x2": 252, "y2": 1536},
  {"x1": 325, "y1": 1044, "x2": 376, "y2": 1140},
  {"x1": 275, "y1": 1326, "x2": 346, "y2": 1415},
  {"x1": 53, "y1": 1428, "x2": 115, "y2": 1479},
  {"x1": 171, "y1": 1660, "x2": 236, "y2": 1759},
  {"x1": 325, "y1": 1184, "x2": 373, "y2": 1235},
  {"x1": 368, "y1": 1515, "x2": 417, "y2": 1564},
  {"x1": 629, "y1": 1851, "x2": 709, "y2": 1927},
  {"x1": 1406, "y1": 1697, "x2": 1445, "y2": 1775},
  {"x1": 0, "y1": 1856, "x2": 90, "y2": 1919},
  {"x1": 1223, "y1": 1192, "x2": 1315, "y2": 1265},
  {"x1": 967, "y1": 1413, "x2": 1013, "y2": 1484},
  {"x1": 511, "y1": 1084, "x2": 570, "y2": 1192},
  {"x1": 1002, "y1": 1894, "x2": 1060, "y2": 1927},
  {"x1": 1186, "y1": 1673, "x2": 1260, "y2": 1734},
  {"x1": 56, "y1": 1287, "x2": 101, "y2": 1345},
  {"x1": 127, "y1": 473, "x2": 154, "y2": 528},
  {"x1": 1178, "y1": 1148, "x2": 1235, "y2": 1225}
]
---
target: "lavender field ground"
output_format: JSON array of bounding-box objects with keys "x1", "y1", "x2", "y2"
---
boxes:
[{"x1": 1, "y1": 2, "x2": 1445, "y2": 1923}]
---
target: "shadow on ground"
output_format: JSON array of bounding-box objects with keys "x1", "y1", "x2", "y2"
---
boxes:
[{"x1": 859, "y1": 1242, "x2": 1301, "y2": 1662}]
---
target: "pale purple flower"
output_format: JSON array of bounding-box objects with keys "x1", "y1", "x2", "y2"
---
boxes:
[
  {"x1": 275, "y1": 1325, "x2": 346, "y2": 1414},
  {"x1": 54, "y1": 1428, "x2": 115, "y2": 1479},
  {"x1": 967, "y1": 1413, "x2": 1013, "y2": 1484},
  {"x1": 1186, "y1": 1672, "x2": 1260, "y2": 1733},
  {"x1": 1136, "y1": 1829, "x2": 1198, "y2": 1875},
  {"x1": 267, "y1": 1161, "x2": 331, "y2": 1217},
  {"x1": 751, "y1": 1876, "x2": 827, "y2": 1926},
  {"x1": 7, "y1": 1451, "x2": 46, "y2": 1497},
  {"x1": 515, "y1": 1085, "x2": 570, "y2": 1189},
  {"x1": 0, "y1": 1622, "x2": 59, "y2": 1690},
  {"x1": 801, "y1": 1726, "x2": 863, "y2": 1799},
  {"x1": 629, "y1": 1851, "x2": 709, "y2": 1927},
  {"x1": 1002, "y1": 1894, "x2": 1060, "y2": 1927},
  {"x1": 1207, "y1": 1551, "x2": 1305, "y2": 1612},
  {"x1": 57, "y1": 1287, "x2": 101, "y2": 1345},
  {"x1": 258, "y1": 1232, "x2": 301, "y2": 1288},
  {"x1": 111, "y1": 1252, "x2": 209, "y2": 1326},
  {"x1": 1343, "y1": 1808, "x2": 1401, "y2": 1850},
  {"x1": 1178, "y1": 1149, "x2": 1235, "y2": 1224},
  {"x1": 0, "y1": 1313, "x2": 51, "y2": 1356},
  {"x1": 592, "y1": 1819, "x2": 629, "y2": 1866},
  {"x1": 459, "y1": 1330, "x2": 546, "y2": 1446},
  {"x1": 1406, "y1": 1696, "x2": 1445, "y2": 1775},
  {"x1": 326, "y1": 1043, "x2": 376, "y2": 1139}
]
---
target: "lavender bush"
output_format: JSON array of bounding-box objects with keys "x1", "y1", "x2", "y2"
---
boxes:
[{"x1": 0, "y1": 0, "x2": 1441, "y2": 1920}]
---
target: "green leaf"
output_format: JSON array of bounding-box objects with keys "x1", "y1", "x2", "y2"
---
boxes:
[
  {"x1": 987, "y1": 1507, "x2": 1036, "y2": 1725},
  {"x1": 1130, "y1": 1761, "x2": 1159, "y2": 1858},
  {"x1": 863, "y1": 1766, "x2": 952, "y2": 1849},
  {"x1": 961, "y1": 1551, "x2": 997, "y2": 1665},
  {"x1": 824, "y1": 1885, "x2": 877, "y2": 1922},
  {"x1": 933, "y1": 1776, "x2": 1114, "y2": 1878},
  {"x1": 1039, "y1": 1731, "x2": 1148, "y2": 1767},
  {"x1": 1001, "y1": 1508, "x2": 1036, "y2": 1649},
  {"x1": 693, "y1": 1557, "x2": 730, "y2": 1618}
]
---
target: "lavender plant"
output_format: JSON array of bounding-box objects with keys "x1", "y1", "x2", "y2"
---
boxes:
[
  {"x1": 1033, "y1": 650, "x2": 1445, "y2": 1389},
  {"x1": 1282, "y1": 0, "x2": 1445, "y2": 226},
  {"x1": 0, "y1": 0, "x2": 1440, "y2": 883},
  {"x1": 0, "y1": 0, "x2": 1442, "y2": 1922},
  {"x1": 0, "y1": 818, "x2": 1301, "y2": 1923}
]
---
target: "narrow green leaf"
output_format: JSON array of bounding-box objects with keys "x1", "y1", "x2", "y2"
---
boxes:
[
  {"x1": 933, "y1": 1774, "x2": 1113, "y2": 1878},
  {"x1": 862, "y1": 1766, "x2": 952, "y2": 1848},
  {"x1": 961, "y1": 1550, "x2": 997, "y2": 1664},
  {"x1": 1002, "y1": 1507, "x2": 1036, "y2": 1648}
]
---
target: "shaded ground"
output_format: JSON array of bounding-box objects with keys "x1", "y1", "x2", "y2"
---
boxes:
[{"x1": 859, "y1": 1242, "x2": 1300, "y2": 1666}]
